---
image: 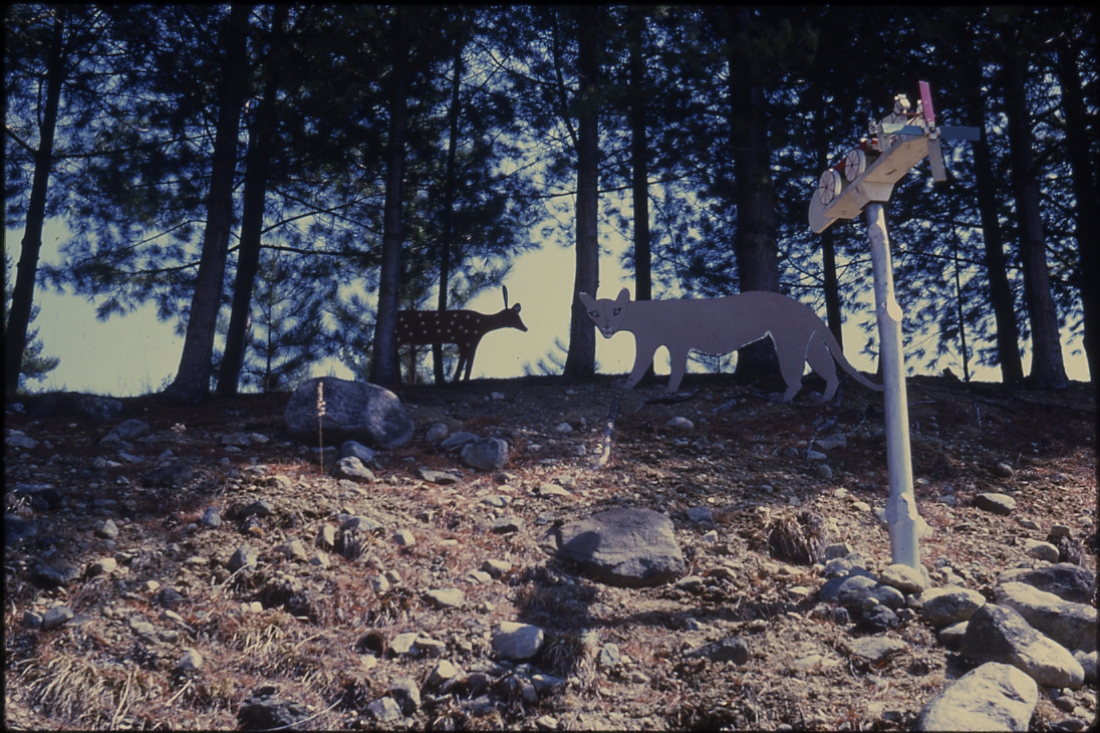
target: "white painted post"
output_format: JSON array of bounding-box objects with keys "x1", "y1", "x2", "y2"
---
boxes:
[{"x1": 865, "y1": 203, "x2": 920, "y2": 569}]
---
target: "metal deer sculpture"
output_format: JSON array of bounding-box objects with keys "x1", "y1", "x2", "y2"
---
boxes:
[{"x1": 396, "y1": 286, "x2": 527, "y2": 383}]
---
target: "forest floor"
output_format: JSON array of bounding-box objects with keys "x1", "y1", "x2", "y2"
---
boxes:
[{"x1": 3, "y1": 371, "x2": 1097, "y2": 731}]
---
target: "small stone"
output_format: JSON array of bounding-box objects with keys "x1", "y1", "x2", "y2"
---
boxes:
[
  {"x1": 973, "y1": 493, "x2": 1016, "y2": 515},
  {"x1": 177, "y1": 648, "x2": 203, "y2": 671},
  {"x1": 848, "y1": 637, "x2": 907, "y2": 664},
  {"x1": 425, "y1": 423, "x2": 449, "y2": 444},
  {"x1": 879, "y1": 563, "x2": 928, "y2": 594},
  {"x1": 201, "y1": 507, "x2": 222, "y2": 528},
  {"x1": 427, "y1": 660, "x2": 461, "y2": 688},
  {"x1": 481, "y1": 559, "x2": 512, "y2": 578},
  {"x1": 806, "y1": 449, "x2": 827, "y2": 461},
  {"x1": 390, "y1": 677, "x2": 421, "y2": 715},
  {"x1": 367, "y1": 697, "x2": 402, "y2": 722},
  {"x1": 423, "y1": 588, "x2": 464, "y2": 609},
  {"x1": 853, "y1": 501, "x2": 872, "y2": 512},
  {"x1": 317, "y1": 524, "x2": 337, "y2": 548},
  {"x1": 390, "y1": 632, "x2": 420, "y2": 656},
  {"x1": 275, "y1": 539, "x2": 308, "y2": 561},
  {"x1": 228, "y1": 543, "x2": 259, "y2": 572},
  {"x1": 686, "y1": 506, "x2": 713, "y2": 524},
  {"x1": 243, "y1": 499, "x2": 273, "y2": 517},
  {"x1": 684, "y1": 637, "x2": 750, "y2": 665},
  {"x1": 666, "y1": 416, "x2": 693, "y2": 430},
  {"x1": 492, "y1": 622, "x2": 545, "y2": 661},
  {"x1": 1018, "y1": 518, "x2": 1042, "y2": 531},
  {"x1": 490, "y1": 517, "x2": 523, "y2": 534},
  {"x1": 309, "y1": 552, "x2": 330, "y2": 568},
  {"x1": 993, "y1": 461, "x2": 1015, "y2": 477},
  {"x1": 95, "y1": 519, "x2": 119, "y2": 539},
  {"x1": 555, "y1": 422, "x2": 573, "y2": 433},
  {"x1": 535, "y1": 715, "x2": 559, "y2": 731},
  {"x1": 23, "y1": 611, "x2": 43, "y2": 628},
  {"x1": 1024, "y1": 539, "x2": 1060, "y2": 563},
  {"x1": 598, "y1": 643, "x2": 621, "y2": 668},
  {"x1": 393, "y1": 529, "x2": 416, "y2": 546},
  {"x1": 41, "y1": 606, "x2": 74, "y2": 631},
  {"x1": 537, "y1": 482, "x2": 571, "y2": 497},
  {"x1": 88, "y1": 557, "x2": 118, "y2": 576}
]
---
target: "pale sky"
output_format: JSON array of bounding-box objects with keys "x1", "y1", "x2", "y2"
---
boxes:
[{"x1": 5, "y1": 218, "x2": 1090, "y2": 397}]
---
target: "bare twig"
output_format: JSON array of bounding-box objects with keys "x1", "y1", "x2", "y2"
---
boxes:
[{"x1": 591, "y1": 391, "x2": 623, "y2": 470}]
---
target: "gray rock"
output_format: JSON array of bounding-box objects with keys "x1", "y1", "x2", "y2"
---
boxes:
[
  {"x1": 859, "y1": 605, "x2": 900, "y2": 632},
  {"x1": 481, "y1": 559, "x2": 512, "y2": 578},
  {"x1": 814, "y1": 434, "x2": 847, "y2": 451},
  {"x1": 340, "y1": 440, "x2": 376, "y2": 463},
  {"x1": 391, "y1": 677, "x2": 421, "y2": 715},
  {"x1": 921, "y1": 587, "x2": 987, "y2": 627},
  {"x1": 441, "y1": 431, "x2": 478, "y2": 451},
  {"x1": 427, "y1": 660, "x2": 462, "y2": 689},
  {"x1": 916, "y1": 662, "x2": 1037, "y2": 732},
  {"x1": 537, "y1": 482, "x2": 571, "y2": 497},
  {"x1": 1024, "y1": 539, "x2": 1060, "y2": 563},
  {"x1": 201, "y1": 507, "x2": 222, "y2": 528},
  {"x1": 461, "y1": 437, "x2": 509, "y2": 471},
  {"x1": 285, "y1": 377, "x2": 414, "y2": 449},
  {"x1": 806, "y1": 449, "x2": 828, "y2": 461},
  {"x1": 228, "y1": 544, "x2": 259, "y2": 573},
  {"x1": 666, "y1": 416, "x2": 694, "y2": 430},
  {"x1": 492, "y1": 622, "x2": 545, "y2": 661},
  {"x1": 94, "y1": 518, "x2": 120, "y2": 539},
  {"x1": 417, "y1": 467, "x2": 462, "y2": 485},
  {"x1": 41, "y1": 605, "x2": 74, "y2": 631},
  {"x1": 539, "y1": 508, "x2": 685, "y2": 588},
  {"x1": 995, "y1": 582, "x2": 1096, "y2": 653},
  {"x1": 823, "y1": 542, "x2": 854, "y2": 560},
  {"x1": 368, "y1": 697, "x2": 402, "y2": 722},
  {"x1": 177, "y1": 648, "x2": 203, "y2": 671},
  {"x1": 686, "y1": 506, "x2": 713, "y2": 524},
  {"x1": 868, "y1": 584, "x2": 907, "y2": 609},
  {"x1": 425, "y1": 422, "x2": 449, "y2": 444},
  {"x1": 6, "y1": 434, "x2": 39, "y2": 449},
  {"x1": 848, "y1": 637, "x2": 907, "y2": 664},
  {"x1": 113, "y1": 419, "x2": 150, "y2": 440},
  {"x1": 332, "y1": 456, "x2": 375, "y2": 484},
  {"x1": 491, "y1": 517, "x2": 523, "y2": 534},
  {"x1": 242, "y1": 499, "x2": 273, "y2": 517},
  {"x1": 393, "y1": 529, "x2": 416, "y2": 546},
  {"x1": 139, "y1": 462, "x2": 193, "y2": 488},
  {"x1": 22, "y1": 611, "x2": 42, "y2": 628},
  {"x1": 310, "y1": 446, "x2": 338, "y2": 465},
  {"x1": 238, "y1": 686, "x2": 310, "y2": 731},
  {"x1": 937, "y1": 621, "x2": 968, "y2": 648},
  {"x1": 343, "y1": 516, "x2": 383, "y2": 533},
  {"x1": 88, "y1": 557, "x2": 117, "y2": 576},
  {"x1": 31, "y1": 562, "x2": 82, "y2": 587},
  {"x1": 960, "y1": 603, "x2": 1084, "y2": 689},
  {"x1": 973, "y1": 493, "x2": 1016, "y2": 515},
  {"x1": 684, "y1": 637, "x2": 750, "y2": 665},
  {"x1": 998, "y1": 564, "x2": 1096, "y2": 604},
  {"x1": 836, "y1": 574, "x2": 880, "y2": 606},
  {"x1": 818, "y1": 567, "x2": 877, "y2": 602},
  {"x1": 390, "y1": 632, "x2": 420, "y2": 656},
  {"x1": 1073, "y1": 651, "x2": 1097, "y2": 684},
  {"x1": 221, "y1": 432, "x2": 254, "y2": 447},
  {"x1": 423, "y1": 588, "x2": 464, "y2": 609},
  {"x1": 879, "y1": 563, "x2": 929, "y2": 594},
  {"x1": 153, "y1": 588, "x2": 185, "y2": 610}
]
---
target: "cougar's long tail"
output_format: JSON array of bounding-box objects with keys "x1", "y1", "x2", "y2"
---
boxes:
[{"x1": 818, "y1": 327, "x2": 883, "y2": 392}]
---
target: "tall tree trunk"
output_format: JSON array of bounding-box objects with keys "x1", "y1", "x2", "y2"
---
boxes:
[
  {"x1": 962, "y1": 49, "x2": 1024, "y2": 383},
  {"x1": 217, "y1": 3, "x2": 289, "y2": 397},
  {"x1": 369, "y1": 9, "x2": 409, "y2": 386},
  {"x1": 435, "y1": 30, "x2": 464, "y2": 385},
  {"x1": 1055, "y1": 32, "x2": 1099, "y2": 383},
  {"x1": 5, "y1": 8, "x2": 66, "y2": 399},
  {"x1": 727, "y1": 8, "x2": 780, "y2": 379},
  {"x1": 563, "y1": 6, "x2": 600, "y2": 379},
  {"x1": 1004, "y1": 46, "x2": 1068, "y2": 389},
  {"x1": 164, "y1": 3, "x2": 251, "y2": 403},
  {"x1": 627, "y1": 8, "x2": 651, "y2": 304}
]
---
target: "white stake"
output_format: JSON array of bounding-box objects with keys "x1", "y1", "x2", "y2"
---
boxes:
[{"x1": 865, "y1": 203, "x2": 920, "y2": 569}]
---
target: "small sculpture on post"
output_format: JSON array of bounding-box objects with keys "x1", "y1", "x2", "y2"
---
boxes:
[{"x1": 396, "y1": 286, "x2": 528, "y2": 384}]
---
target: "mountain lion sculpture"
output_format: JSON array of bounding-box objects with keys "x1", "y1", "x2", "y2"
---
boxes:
[{"x1": 579, "y1": 288, "x2": 882, "y2": 401}]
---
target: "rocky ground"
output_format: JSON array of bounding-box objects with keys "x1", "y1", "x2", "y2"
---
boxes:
[{"x1": 4, "y1": 371, "x2": 1097, "y2": 731}]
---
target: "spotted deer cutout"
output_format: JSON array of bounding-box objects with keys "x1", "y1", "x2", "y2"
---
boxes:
[
  {"x1": 579, "y1": 288, "x2": 882, "y2": 401},
  {"x1": 396, "y1": 287, "x2": 528, "y2": 382}
]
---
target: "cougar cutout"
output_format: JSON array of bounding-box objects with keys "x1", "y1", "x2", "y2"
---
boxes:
[{"x1": 578, "y1": 288, "x2": 882, "y2": 401}]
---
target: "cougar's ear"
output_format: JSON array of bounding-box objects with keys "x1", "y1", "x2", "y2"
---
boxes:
[
  {"x1": 616, "y1": 287, "x2": 631, "y2": 303},
  {"x1": 578, "y1": 292, "x2": 597, "y2": 310}
]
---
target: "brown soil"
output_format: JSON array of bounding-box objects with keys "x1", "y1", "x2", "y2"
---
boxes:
[{"x1": 4, "y1": 372, "x2": 1097, "y2": 731}]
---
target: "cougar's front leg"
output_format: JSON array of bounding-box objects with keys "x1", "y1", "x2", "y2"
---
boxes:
[{"x1": 625, "y1": 342, "x2": 656, "y2": 389}]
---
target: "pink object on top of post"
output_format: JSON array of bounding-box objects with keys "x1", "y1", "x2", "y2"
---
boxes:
[{"x1": 919, "y1": 80, "x2": 935, "y2": 128}]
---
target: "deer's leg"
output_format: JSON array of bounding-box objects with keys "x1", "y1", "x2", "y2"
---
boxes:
[{"x1": 462, "y1": 338, "x2": 483, "y2": 381}]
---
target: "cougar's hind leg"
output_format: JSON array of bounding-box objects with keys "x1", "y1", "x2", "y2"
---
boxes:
[
  {"x1": 772, "y1": 333, "x2": 806, "y2": 403},
  {"x1": 806, "y1": 333, "x2": 839, "y2": 401}
]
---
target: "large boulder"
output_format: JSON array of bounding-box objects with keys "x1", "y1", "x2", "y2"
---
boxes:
[
  {"x1": 285, "y1": 377, "x2": 413, "y2": 450},
  {"x1": 960, "y1": 603, "x2": 1084, "y2": 689},
  {"x1": 539, "y1": 508, "x2": 685, "y2": 588},
  {"x1": 997, "y1": 564, "x2": 1096, "y2": 605},
  {"x1": 916, "y1": 662, "x2": 1038, "y2": 732},
  {"x1": 995, "y1": 582, "x2": 1096, "y2": 654}
]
